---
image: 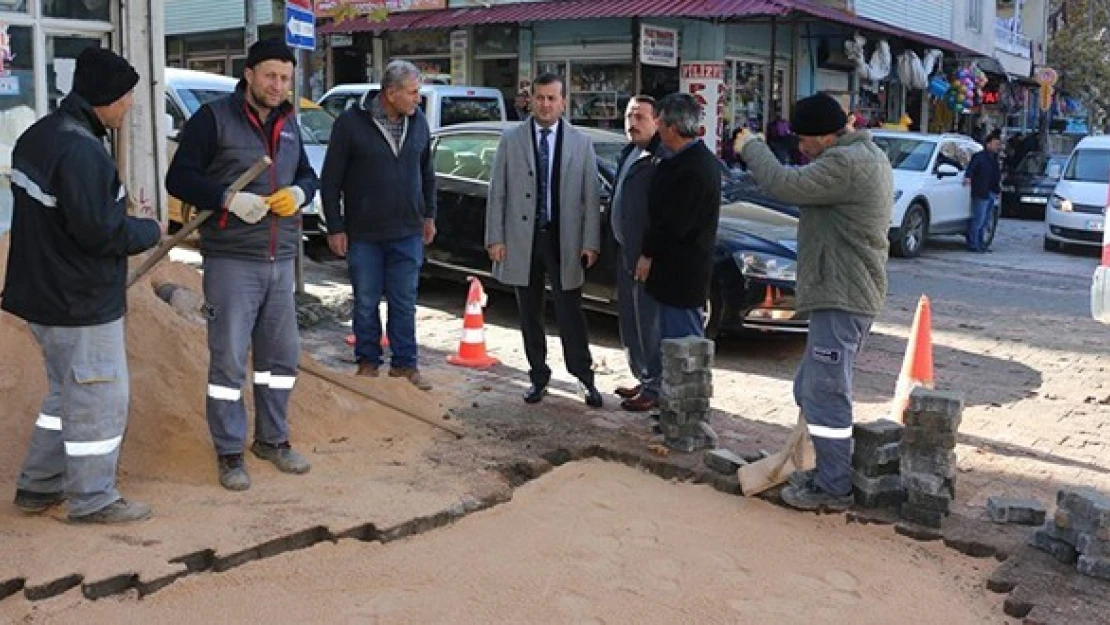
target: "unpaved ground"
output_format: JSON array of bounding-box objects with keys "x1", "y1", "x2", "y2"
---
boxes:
[
  {"x1": 8, "y1": 461, "x2": 1009, "y2": 625},
  {"x1": 1, "y1": 218, "x2": 1108, "y2": 623}
]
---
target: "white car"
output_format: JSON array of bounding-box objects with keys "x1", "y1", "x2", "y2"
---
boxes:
[
  {"x1": 318, "y1": 83, "x2": 507, "y2": 130},
  {"x1": 1044, "y1": 134, "x2": 1108, "y2": 252},
  {"x1": 871, "y1": 131, "x2": 991, "y2": 258}
]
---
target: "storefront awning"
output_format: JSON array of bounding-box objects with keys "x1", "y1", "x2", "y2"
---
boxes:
[{"x1": 318, "y1": 0, "x2": 790, "y2": 34}]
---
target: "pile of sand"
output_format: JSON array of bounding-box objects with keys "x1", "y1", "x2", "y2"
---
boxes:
[{"x1": 0, "y1": 234, "x2": 446, "y2": 485}]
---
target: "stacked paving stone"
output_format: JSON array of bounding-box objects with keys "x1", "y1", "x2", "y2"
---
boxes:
[
  {"x1": 659, "y1": 337, "x2": 716, "y2": 453},
  {"x1": 899, "y1": 388, "x2": 963, "y2": 528},
  {"x1": 852, "y1": 419, "x2": 905, "y2": 508},
  {"x1": 1029, "y1": 487, "x2": 1110, "y2": 581}
]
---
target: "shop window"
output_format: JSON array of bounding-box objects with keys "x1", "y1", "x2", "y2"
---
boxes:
[
  {"x1": 0, "y1": 0, "x2": 28, "y2": 12},
  {"x1": 538, "y1": 61, "x2": 632, "y2": 130},
  {"x1": 44, "y1": 0, "x2": 110, "y2": 20},
  {"x1": 726, "y1": 60, "x2": 785, "y2": 133},
  {"x1": 387, "y1": 31, "x2": 450, "y2": 57},
  {"x1": 0, "y1": 24, "x2": 33, "y2": 234},
  {"x1": 47, "y1": 35, "x2": 103, "y2": 112},
  {"x1": 434, "y1": 133, "x2": 501, "y2": 183}
]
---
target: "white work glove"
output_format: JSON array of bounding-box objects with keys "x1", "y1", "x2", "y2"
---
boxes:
[{"x1": 226, "y1": 192, "x2": 269, "y2": 224}]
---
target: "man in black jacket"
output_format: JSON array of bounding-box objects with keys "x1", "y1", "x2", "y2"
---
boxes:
[
  {"x1": 964, "y1": 129, "x2": 1002, "y2": 252},
  {"x1": 2, "y1": 47, "x2": 160, "y2": 523},
  {"x1": 320, "y1": 59, "x2": 436, "y2": 390},
  {"x1": 612, "y1": 96, "x2": 664, "y2": 412},
  {"x1": 166, "y1": 39, "x2": 319, "y2": 491},
  {"x1": 635, "y1": 93, "x2": 721, "y2": 339}
]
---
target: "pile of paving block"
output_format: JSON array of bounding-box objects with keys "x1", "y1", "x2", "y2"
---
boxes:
[
  {"x1": 851, "y1": 418, "x2": 905, "y2": 508},
  {"x1": 898, "y1": 388, "x2": 963, "y2": 528},
  {"x1": 1030, "y1": 487, "x2": 1110, "y2": 581},
  {"x1": 658, "y1": 337, "x2": 717, "y2": 453}
]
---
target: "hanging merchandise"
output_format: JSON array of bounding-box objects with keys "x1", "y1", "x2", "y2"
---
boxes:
[
  {"x1": 928, "y1": 74, "x2": 949, "y2": 98},
  {"x1": 844, "y1": 33, "x2": 891, "y2": 88},
  {"x1": 897, "y1": 49, "x2": 943, "y2": 90}
]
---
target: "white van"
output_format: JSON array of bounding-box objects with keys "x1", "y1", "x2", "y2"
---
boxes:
[
  {"x1": 163, "y1": 67, "x2": 331, "y2": 238},
  {"x1": 317, "y1": 83, "x2": 506, "y2": 129},
  {"x1": 1045, "y1": 135, "x2": 1109, "y2": 252}
]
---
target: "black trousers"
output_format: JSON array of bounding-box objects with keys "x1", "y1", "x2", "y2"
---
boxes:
[{"x1": 514, "y1": 227, "x2": 594, "y2": 387}]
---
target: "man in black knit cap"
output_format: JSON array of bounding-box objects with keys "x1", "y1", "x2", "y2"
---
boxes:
[
  {"x1": 167, "y1": 39, "x2": 318, "y2": 492},
  {"x1": 3, "y1": 47, "x2": 161, "y2": 524},
  {"x1": 734, "y1": 93, "x2": 893, "y2": 512}
]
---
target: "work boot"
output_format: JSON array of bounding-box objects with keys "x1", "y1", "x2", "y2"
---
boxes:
[
  {"x1": 780, "y1": 477, "x2": 853, "y2": 513},
  {"x1": 68, "y1": 499, "x2": 152, "y2": 524},
  {"x1": 787, "y1": 468, "x2": 818, "y2": 489},
  {"x1": 250, "y1": 441, "x2": 311, "y2": 474},
  {"x1": 13, "y1": 489, "x2": 66, "y2": 514},
  {"x1": 218, "y1": 453, "x2": 251, "y2": 491},
  {"x1": 389, "y1": 367, "x2": 432, "y2": 391},
  {"x1": 356, "y1": 361, "x2": 380, "y2": 377}
]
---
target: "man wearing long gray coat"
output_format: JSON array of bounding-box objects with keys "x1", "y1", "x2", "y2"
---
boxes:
[{"x1": 485, "y1": 73, "x2": 603, "y2": 407}]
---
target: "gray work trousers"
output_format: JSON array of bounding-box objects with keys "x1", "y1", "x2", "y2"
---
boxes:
[
  {"x1": 18, "y1": 319, "x2": 129, "y2": 517},
  {"x1": 203, "y1": 257, "x2": 300, "y2": 456},
  {"x1": 793, "y1": 309, "x2": 873, "y2": 497},
  {"x1": 616, "y1": 248, "x2": 661, "y2": 398}
]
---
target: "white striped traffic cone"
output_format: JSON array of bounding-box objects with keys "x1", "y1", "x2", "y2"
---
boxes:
[{"x1": 447, "y1": 276, "x2": 499, "y2": 368}]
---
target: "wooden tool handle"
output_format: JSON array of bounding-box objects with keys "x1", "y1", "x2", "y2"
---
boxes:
[{"x1": 127, "y1": 156, "x2": 273, "y2": 288}]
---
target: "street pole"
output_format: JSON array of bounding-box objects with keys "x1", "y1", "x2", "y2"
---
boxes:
[
  {"x1": 245, "y1": 0, "x2": 259, "y2": 49},
  {"x1": 294, "y1": 47, "x2": 305, "y2": 296}
]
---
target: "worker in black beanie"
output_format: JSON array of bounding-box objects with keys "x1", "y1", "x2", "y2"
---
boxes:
[
  {"x1": 166, "y1": 36, "x2": 318, "y2": 492},
  {"x1": 732, "y1": 91, "x2": 894, "y2": 514},
  {"x1": 3, "y1": 45, "x2": 160, "y2": 524}
]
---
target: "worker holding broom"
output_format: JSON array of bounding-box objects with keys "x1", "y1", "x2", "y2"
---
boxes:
[{"x1": 733, "y1": 93, "x2": 893, "y2": 512}]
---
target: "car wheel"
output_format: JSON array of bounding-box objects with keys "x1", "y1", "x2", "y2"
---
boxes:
[
  {"x1": 1043, "y1": 236, "x2": 1062, "y2": 252},
  {"x1": 704, "y1": 283, "x2": 723, "y2": 341},
  {"x1": 892, "y1": 202, "x2": 928, "y2": 258},
  {"x1": 981, "y1": 205, "x2": 1000, "y2": 250}
]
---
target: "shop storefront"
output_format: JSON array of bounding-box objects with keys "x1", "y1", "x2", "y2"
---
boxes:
[
  {"x1": 533, "y1": 19, "x2": 633, "y2": 131},
  {"x1": 471, "y1": 24, "x2": 517, "y2": 104}
]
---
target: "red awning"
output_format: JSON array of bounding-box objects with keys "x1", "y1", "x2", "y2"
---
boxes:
[{"x1": 319, "y1": 0, "x2": 789, "y2": 34}]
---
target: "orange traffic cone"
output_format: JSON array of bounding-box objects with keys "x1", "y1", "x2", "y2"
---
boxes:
[
  {"x1": 891, "y1": 294, "x2": 935, "y2": 422},
  {"x1": 447, "y1": 276, "x2": 499, "y2": 368}
]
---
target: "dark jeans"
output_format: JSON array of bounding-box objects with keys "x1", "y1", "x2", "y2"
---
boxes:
[
  {"x1": 348, "y1": 235, "x2": 423, "y2": 369},
  {"x1": 967, "y1": 194, "x2": 996, "y2": 251},
  {"x1": 659, "y1": 304, "x2": 704, "y2": 340}
]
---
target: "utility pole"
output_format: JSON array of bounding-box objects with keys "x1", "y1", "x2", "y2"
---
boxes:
[{"x1": 245, "y1": 0, "x2": 259, "y2": 49}]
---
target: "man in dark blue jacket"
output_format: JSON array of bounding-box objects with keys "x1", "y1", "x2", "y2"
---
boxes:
[
  {"x1": 3, "y1": 47, "x2": 160, "y2": 523},
  {"x1": 320, "y1": 59, "x2": 437, "y2": 390},
  {"x1": 166, "y1": 39, "x2": 319, "y2": 491},
  {"x1": 964, "y1": 129, "x2": 1002, "y2": 252}
]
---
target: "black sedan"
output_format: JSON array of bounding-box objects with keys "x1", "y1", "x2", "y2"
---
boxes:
[
  {"x1": 425, "y1": 122, "x2": 807, "y2": 339},
  {"x1": 1000, "y1": 152, "x2": 1067, "y2": 219}
]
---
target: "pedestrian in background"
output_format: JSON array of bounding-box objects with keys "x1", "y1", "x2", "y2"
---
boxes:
[
  {"x1": 4, "y1": 47, "x2": 160, "y2": 523},
  {"x1": 166, "y1": 39, "x2": 319, "y2": 491},
  {"x1": 508, "y1": 90, "x2": 530, "y2": 121},
  {"x1": 485, "y1": 73, "x2": 604, "y2": 408},
  {"x1": 734, "y1": 92, "x2": 893, "y2": 512},
  {"x1": 964, "y1": 129, "x2": 1002, "y2": 253},
  {"x1": 635, "y1": 93, "x2": 721, "y2": 341},
  {"x1": 611, "y1": 96, "x2": 663, "y2": 412},
  {"x1": 320, "y1": 59, "x2": 437, "y2": 391}
]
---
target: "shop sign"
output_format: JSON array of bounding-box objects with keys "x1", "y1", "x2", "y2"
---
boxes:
[
  {"x1": 450, "y1": 30, "x2": 468, "y2": 85},
  {"x1": 329, "y1": 34, "x2": 354, "y2": 47},
  {"x1": 640, "y1": 24, "x2": 678, "y2": 68},
  {"x1": 316, "y1": 0, "x2": 446, "y2": 15},
  {"x1": 680, "y1": 61, "x2": 726, "y2": 154}
]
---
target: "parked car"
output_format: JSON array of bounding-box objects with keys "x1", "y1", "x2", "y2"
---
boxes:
[
  {"x1": 871, "y1": 130, "x2": 994, "y2": 258},
  {"x1": 424, "y1": 122, "x2": 807, "y2": 339},
  {"x1": 163, "y1": 68, "x2": 331, "y2": 239},
  {"x1": 1000, "y1": 151, "x2": 1066, "y2": 219},
  {"x1": 1045, "y1": 135, "x2": 1109, "y2": 252},
  {"x1": 317, "y1": 83, "x2": 506, "y2": 130}
]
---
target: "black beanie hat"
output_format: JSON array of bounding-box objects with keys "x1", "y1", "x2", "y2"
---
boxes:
[
  {"x1": 790, "y1": 92, "x2": 849, "y2": 137},
  {"x1": 72, "y1": 47, "x2": 140, "y2": 107},
  {"x1": 245, "y1": 38, "x2": 296, "y2": 70}
]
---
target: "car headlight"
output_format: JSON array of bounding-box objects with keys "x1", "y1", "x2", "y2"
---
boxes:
[
  {"x1": 893, "y1": 190, "x2": 904, "y2": 204},
  {"x1": 1050, "y1": 195, "x2": 1073, "y2": 212},
  {"x1": 734, "y1": 251, "x2": 797, "y2": 281}
]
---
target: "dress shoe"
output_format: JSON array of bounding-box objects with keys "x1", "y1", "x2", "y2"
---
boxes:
[
  {"x1": 582, "y1": 383, "x2": 603, "y2": 408},
  {"x1": 523, "y1": 383, "x2": 548, "y2": 404},
  {"x1": 620, "y1": 394, "x2": 659, "y2": 412},
  {"x1": 614, "y1": 384, "x2": 642, "y2": 399}
]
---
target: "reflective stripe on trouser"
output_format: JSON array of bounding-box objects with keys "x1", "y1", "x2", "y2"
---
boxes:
[
  {"x1": 18, "y1": 319, "x2": 129, "y2": 517},
  {"x1": 793, "y1": 309, "x2": 873, "y2": 497},
  {"x1": 616, "y1": 249, "x2": 661, "y2": 397},
  {"x1": 203, "y1": 256, "x2": 300, "y2": 455}
]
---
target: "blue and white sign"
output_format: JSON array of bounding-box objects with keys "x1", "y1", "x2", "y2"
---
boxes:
[{"x1": 285, "y1": 2, "x2": 315, "y2": 51}]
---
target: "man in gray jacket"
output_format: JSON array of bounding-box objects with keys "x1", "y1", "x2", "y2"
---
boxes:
[
  {"x1": 735, "y1": 93, "x2": 893, "y2": 512},
  {"x1": 611, "y1": 96, "x2": 663, "y2": 412}
]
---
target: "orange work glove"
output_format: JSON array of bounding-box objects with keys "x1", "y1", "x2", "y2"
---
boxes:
[{"x1": 266, "y1": 186, "x2": 306, "y2": 217}]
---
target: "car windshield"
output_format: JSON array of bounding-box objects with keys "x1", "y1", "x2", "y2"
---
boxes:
[
  {"x1": 177, "y1": 87, "x2": 234, "y2": 116},
  {"x1": 871, "y1": 136, "x2": 935, "y2": 172},
  {"x1": 1064, "y1": 149, "x2": 1110, "y2": 183},
  {"x1": 299, "y1": 107, "x2": 335, "y2": 145}
]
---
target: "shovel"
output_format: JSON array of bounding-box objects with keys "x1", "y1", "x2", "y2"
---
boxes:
[{"x1": 739, "y1": 411, "x2": 814, "y2": 497}]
